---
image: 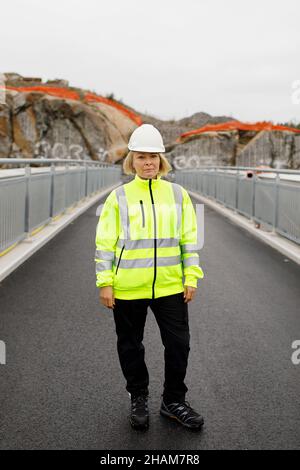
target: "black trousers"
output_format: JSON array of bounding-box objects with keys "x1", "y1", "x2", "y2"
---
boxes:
[{"x1": 112, "y1": 292, "x2": 190, "y2": 404}]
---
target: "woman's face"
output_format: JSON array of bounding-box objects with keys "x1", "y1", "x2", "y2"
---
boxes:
[{"x1": 132, "y1": 152, "x2": 161, "y2": 179}]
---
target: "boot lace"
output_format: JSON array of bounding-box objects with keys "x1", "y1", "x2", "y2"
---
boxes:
[
  {"x1": 131, "y1": 395, "x2": 148, "y2": 415},
  {"x1": 166, "y1": 400, "x2": 200, "y2": 421}
]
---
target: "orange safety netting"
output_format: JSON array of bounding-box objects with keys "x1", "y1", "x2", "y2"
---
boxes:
[
  {"x1": 6, "y1": 85, "x2": 80, "y2": 101},
  {"x1": 5, "y1": 85, "x2": 142, "y2": 126},
  {"x1": 84, "y1": 92, "x2": 142, "y2": 125},
  {"x1": 177, "y1": 120, "x2": 300, "y2": 142}
]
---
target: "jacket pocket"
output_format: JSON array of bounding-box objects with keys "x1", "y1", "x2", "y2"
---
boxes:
[
  {"x1": 139, "y1": 200, "x2": 145, "y2": 227},
  {"x1": 115, "y1": 245, "x2": 125, "y2": 275}
]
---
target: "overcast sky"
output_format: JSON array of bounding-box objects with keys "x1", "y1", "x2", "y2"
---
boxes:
[{"x1": 1, "y1": 0, "x2": 300, "y2": 123}]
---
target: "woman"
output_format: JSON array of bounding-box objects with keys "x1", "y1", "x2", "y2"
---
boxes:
[{"x1": 95, "y1": 124, "x2": 204, "y2": 431}]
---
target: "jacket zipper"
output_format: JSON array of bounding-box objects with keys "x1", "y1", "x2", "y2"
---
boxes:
[
  {"x1": 149, "y1": 180, "x2": 157, "y2": 299},
  {"x1": 115, "y1": 244, "x2": 125, "y2": 275},
  {"x1": 139, "y1": 200, "x2": 145, "y2": 227}
]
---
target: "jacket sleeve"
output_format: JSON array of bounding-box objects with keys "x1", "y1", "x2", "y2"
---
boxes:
[
  {"x1": 95, "y1": 190, "x2": 119, "y2": 288},
  {"x1": 180, "y1": 187, "x2": 204, "y2": 288}
]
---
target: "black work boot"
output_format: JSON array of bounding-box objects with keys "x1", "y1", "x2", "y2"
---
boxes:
[
  {"x1": 160, "y1": 399, "x2": 204, "y2": 430},
  {"x1": 129, "y1": 393, "x2": 149, "y2": 430}
]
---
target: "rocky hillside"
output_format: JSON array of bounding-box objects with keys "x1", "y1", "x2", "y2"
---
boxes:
[
  {"x1": 0, "y1": 73, "x2": 140, "y2": 165},
  {"x1": 1, "y1": 73, "x2": 299, "y2": 169},
  {"x1": 0, "y1": 73, "x2": 236, "y2": 168}
]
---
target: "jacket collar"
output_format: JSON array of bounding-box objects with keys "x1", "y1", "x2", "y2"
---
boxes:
[{"x1": 133, "y1": 173, "x2": 162, "y2": 188}]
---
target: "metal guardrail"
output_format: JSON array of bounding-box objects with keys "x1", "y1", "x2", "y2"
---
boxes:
[
  {"x1": 0, "y1": 158, "x2": 121, "y2": 255},
  {"x1": 175, "y1": 166, "x2": 300, "y2": 245}
]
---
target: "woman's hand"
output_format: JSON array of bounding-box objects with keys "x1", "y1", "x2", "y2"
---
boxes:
[
  {"x1": 183, "y1": 286, "x2": 196, "y2": 303},
  {"x1": 99, "y1": 286, "x2": 115, "y2": 309}
]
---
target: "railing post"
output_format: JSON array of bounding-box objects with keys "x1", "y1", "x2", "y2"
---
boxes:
[
  {"x1": 235, "y1": 168, "x2": 239, "y2": 211},
  {"x1": 251, "y1": 172, "x2": 256, "y2": 222},
  {"x1": 49, "y1": 163, "x2": 55, "y2": 218},
  {"x1": 273, "y1": 172, "x2": 280, "y2": 232},
  {"x1": 84, "y1": 161, "x2": 88, "y2": 198},
  {"x1": 214, "y1": 168, "x2": 217, "y2": 200},
  {"x1": 24, "y1": 165, "x2": 31, "y2": 234},
  {"x1": 65, "y1": 162, "x2": 69, "y2": 209}
]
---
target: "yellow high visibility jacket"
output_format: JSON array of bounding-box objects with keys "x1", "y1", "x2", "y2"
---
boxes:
[{"x1": 95, "y1": 173, "x2": 204, "y2": 300}]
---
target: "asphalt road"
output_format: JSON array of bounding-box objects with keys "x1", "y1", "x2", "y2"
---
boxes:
[{"x1": 0, "y1": 193, "x2": 300, "y2": 450}]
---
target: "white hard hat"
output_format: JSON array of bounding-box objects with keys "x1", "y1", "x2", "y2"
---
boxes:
[{"x1": 128, "y1": 124, "x2": 165, "y2": 153}]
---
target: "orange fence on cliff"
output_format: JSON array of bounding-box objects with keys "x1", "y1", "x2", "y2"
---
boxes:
[
  {"x1": 177, "y1": 120, "x2": 300, "y2": 142},
  {"x1": 5, "y1": 85, "x2": 142, "y2": 126}
]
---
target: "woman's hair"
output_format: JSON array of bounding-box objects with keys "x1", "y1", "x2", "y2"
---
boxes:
[{"x1": 123, "y1": 151, "x2": 172, "y2": 176}]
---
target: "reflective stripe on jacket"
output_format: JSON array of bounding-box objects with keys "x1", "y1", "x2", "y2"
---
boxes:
[{"x1": 95, "y1": 173, "x2": 204, "y2": 300}]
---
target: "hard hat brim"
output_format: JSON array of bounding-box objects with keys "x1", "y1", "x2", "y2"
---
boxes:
[{"x1": 128, "y1": 145, "x2": 165, "y2": 153}]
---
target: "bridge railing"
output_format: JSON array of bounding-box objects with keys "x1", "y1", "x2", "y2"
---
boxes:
[
  {"x1": 0, "y1": 158, "x2": 121, "y2": 256},
  {"x1": 175, "y1": 166, "x2": 300, "y2": 245}
]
